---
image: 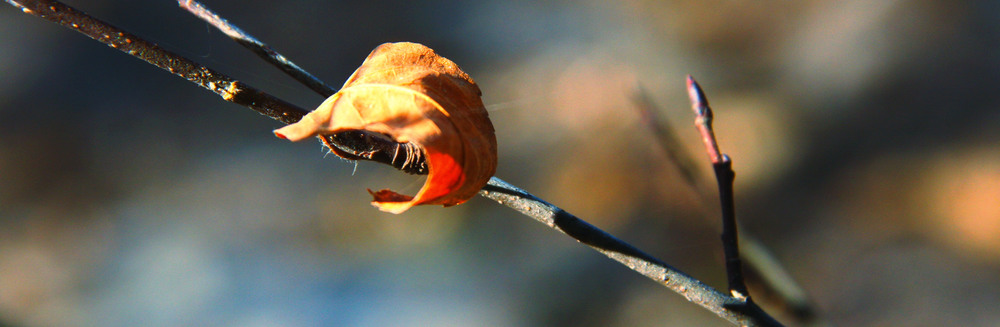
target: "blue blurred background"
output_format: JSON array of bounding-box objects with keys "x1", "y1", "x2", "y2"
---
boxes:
[{"x1": 1, "y1": 1, "x2": 999, "y2": 326}]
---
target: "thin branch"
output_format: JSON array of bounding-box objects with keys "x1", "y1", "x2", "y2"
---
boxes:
[
  {"x1": 631, "y1": 83, "x2": 710, "y2": 196},
  {"x1": 741, "y1": 233, "x2": 827, "y2": 325},
  {"x1": 7, "y1": 1, "x2": 784, "y2": 325},
  {"x1": 479, "y1": 178, "x2": 781, "y2": 326},
  {"x1": 3, "y1": 0, "x2": 424, "y2": 173},
  {"x1": 173, "y1": 0, "x2": 425, "y2": 174},
  {"x1": 4, "y1": 0, "x2": 307, "y2": 125},
  {"x1": 177, "y1": 0, "x2": 337, "y2": 97},
  {"x1": 686, "y1": 76, "x2": 750, "y2": 300},
  {"x1": 632, "y1": 84, "x2": 824, "y2": 325}
]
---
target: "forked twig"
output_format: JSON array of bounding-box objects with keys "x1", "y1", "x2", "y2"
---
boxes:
[
  {"x1": 4, "y1": 0, "x2": 308, "y2": 124},
  {"x1": 7, "y1": 0, "x2": 308, "y2": 124},
  {"x1": 633, "y1": 84, "x2": 823, "y2": 324},
  {"x1": 1, "y1": 0, "x2": 421, "y2": 173},
  {"x1": 479, "y1": 179, "x2": 781, "y2": 325},
  {"x1": 6, "y1": 0, "x2": 783, "y2": 325}
]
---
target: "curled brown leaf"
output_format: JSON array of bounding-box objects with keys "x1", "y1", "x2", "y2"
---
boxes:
[{"x1": 275, "y1": 42, "x2": 497, "y2": 214}]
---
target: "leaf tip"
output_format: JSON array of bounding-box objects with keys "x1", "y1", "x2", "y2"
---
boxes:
[{"x1": 368, "y1": 189, "x2": 417, "y2": 214}]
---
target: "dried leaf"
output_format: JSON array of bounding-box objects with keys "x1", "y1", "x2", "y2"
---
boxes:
[{"x1": 275, "y1": 42, "x2": 497, "y2": 214}]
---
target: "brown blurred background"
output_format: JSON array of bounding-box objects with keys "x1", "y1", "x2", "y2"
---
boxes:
[{"x1": 1, "y1": 0, "x2": 998, "y2": 326}]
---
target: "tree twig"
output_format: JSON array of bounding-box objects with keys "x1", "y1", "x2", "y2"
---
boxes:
[
  {"x1": 177, "y1": 0, "x2": 337, "y2": 97},
  {"x1": 686, "y1": 75, "x2": 750, "y2": 300},
  {"x1": 741, "y1": 233, "x2": 826, "y2": 325},
  {"x1": 174, "y1": 0, "x2": 425, "y2": 174},
  {"x1": 2, "y1": 0, "x2": 427, "y2": 173},
  {"x1": 632, "y1": 84, "x2": 824, "y2": 325},
  {"x1": 3, "y1": 0, "x2": 308, "y2": 125},
  {"x1": 6, "y1": 1, "x2": 784, "y2": 325},
  {"x1": 479, "y1": 178, "x2": 781, "y2": 326},
  {"x1": 631, "y1": 83, "x2": 710, "y2": 196}
]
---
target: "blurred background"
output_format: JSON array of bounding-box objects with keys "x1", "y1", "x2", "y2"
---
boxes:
[{"x1": 1, "y1": 0, "x2": 998, "y2": 326}]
